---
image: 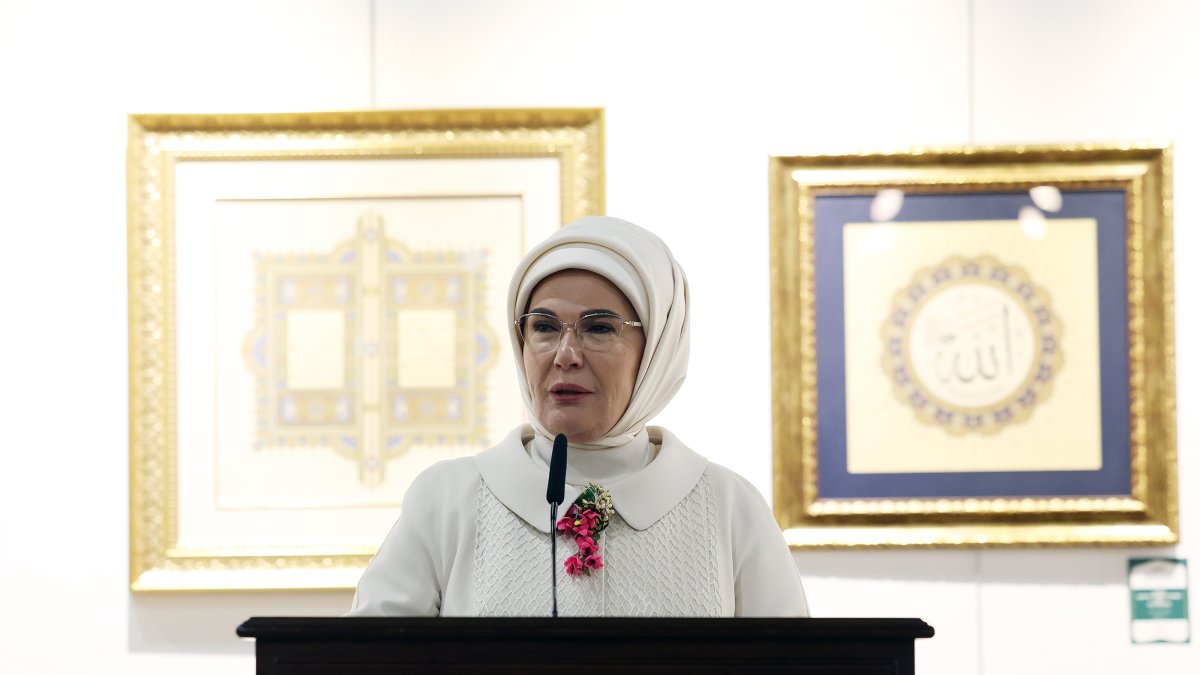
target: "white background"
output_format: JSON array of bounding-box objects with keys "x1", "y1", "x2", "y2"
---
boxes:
[{"x1": 0, "y1": 1, "x2": 1195, "y2": 673}]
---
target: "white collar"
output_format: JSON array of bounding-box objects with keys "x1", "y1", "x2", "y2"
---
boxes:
[
  {"x1": 475, "y1": 425, "x2": 708, "y2": 533},
  {"x1": 528, "y1": 430, "x2": 656, "y2": 485}
]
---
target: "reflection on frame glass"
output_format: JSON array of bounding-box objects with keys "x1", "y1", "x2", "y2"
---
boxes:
[
  {"x1": 129, "y1": 109, "x2": 604, "y2": 590},
  {"x1": 769, "y1": 144, "x2": 1176, "y2": 548}
]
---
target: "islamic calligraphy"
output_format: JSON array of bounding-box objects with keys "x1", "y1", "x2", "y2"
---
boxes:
[{"x1": 882, "y1": 255, "x2": 1063, "y2": 435}]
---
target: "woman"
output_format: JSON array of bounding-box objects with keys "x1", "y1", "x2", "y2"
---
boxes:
[{"x1": 348, "y1": 216, "x2": 808, "y2": 617}]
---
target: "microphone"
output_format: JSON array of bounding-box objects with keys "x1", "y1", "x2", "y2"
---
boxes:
[
  {"x1": 547, "y1": 433, "x2": 568, "y2": 505},
  {"x1": 546, "y1": 433, "x2": 568, "y2": 617}
]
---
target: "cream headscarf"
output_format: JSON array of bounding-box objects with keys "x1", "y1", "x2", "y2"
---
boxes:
[{"x1": 507, "y1": 216, "x2": 690, "y2": 448}]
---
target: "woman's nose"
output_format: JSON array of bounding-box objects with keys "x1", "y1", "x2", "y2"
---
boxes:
[{"x1": 553, "y1": 327, "x2": 585, "y2": 365}]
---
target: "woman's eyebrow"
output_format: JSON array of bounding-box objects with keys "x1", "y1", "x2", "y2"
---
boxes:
[{"x1": 527, "y1": 307, "x2": 622, "y2": 318}]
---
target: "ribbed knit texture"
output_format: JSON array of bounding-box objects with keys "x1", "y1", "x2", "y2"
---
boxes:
[{"x1": 473, "y1": 475, "x2": 721, "y2": 616}]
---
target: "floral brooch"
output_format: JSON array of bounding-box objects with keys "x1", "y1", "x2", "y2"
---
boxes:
[{"x1": 555, "y1": 483, "x2": 614, "y2": 576}]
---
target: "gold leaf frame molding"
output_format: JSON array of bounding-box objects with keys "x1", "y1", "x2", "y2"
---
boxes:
[
  {"x1": 129, "y1": 109, "x2": 604, "y2": 590},
  {"x1": 769, "y1": 144, "x2": 1176, "y2": 548}
]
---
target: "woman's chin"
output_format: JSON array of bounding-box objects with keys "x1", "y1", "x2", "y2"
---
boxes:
[
  {"x1": 556, "y1": 430, "x2": 598, "y2": 444},
  {"x1": 542, "y1": 420, "x2": 599, "y2": 444}
]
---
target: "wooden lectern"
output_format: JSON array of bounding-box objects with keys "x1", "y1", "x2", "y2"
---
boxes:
[{"x1": 237, "y1": 617, "x2": 934, "y2": 674}]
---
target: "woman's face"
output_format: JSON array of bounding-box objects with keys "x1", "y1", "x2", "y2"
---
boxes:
[{"x1": 522, "y1": 269, "x2": 645, "y2": 443}]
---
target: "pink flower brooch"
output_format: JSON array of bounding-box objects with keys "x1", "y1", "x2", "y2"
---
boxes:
[{"x1": 555, "y1": 483, "x2": 614, "y2": 576}]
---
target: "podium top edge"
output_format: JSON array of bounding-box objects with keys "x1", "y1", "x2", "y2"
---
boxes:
[{"x1": 237, "y1": 616, "x2": 935, "y2": 641}]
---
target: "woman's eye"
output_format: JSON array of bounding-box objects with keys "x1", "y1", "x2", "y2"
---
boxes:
[
  {"x1": 531, "y1": 320, "x2": 560, "y2": 333},
  {"x1": 583, "y1": 320, "x2": 616, "y2": 334}
]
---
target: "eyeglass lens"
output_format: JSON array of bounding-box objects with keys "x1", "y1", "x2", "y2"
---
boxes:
[{"x1": 518, "y1": 314, "x2": 627, "y2": 351}]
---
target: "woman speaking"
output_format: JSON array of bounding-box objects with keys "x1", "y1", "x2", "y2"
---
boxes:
[{"x1": 348, "y1": 216, "x2": 808, "y2": 617}]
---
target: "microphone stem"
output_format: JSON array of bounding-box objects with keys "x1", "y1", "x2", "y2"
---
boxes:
[{"x1": 550, "y1": 502, "x2": 559, "y2": 617}]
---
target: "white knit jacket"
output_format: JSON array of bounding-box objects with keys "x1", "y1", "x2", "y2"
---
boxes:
[{"x1": 348, "y1": 425, "x2": 809, "y2": 617}]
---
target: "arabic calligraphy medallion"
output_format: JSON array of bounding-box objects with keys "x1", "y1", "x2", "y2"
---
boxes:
[{"x1": 882, "y1": 255, "x2": 1064, "y2": 435}]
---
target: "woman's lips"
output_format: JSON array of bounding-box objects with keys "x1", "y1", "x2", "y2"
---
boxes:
[{"x1": 550, "y1": 385, "x2": 591, "y2": 403}]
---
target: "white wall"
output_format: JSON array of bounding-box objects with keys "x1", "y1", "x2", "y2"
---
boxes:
[{"x1": 0, "y1": 1, "x2": 1194, "y2": 673}]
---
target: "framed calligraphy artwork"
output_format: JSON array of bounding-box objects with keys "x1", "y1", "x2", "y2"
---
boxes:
[
  {"x1": 769, "y1": 144, "x2": 1177, "y2": 547},
  {"x1": 128, "y1": 109, "x2": 604, "y2": 590}
]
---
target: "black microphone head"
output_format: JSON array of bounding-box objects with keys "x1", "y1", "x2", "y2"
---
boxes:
[{"x1": 546, "y1": 433, "x2": 568, "y2": 505}]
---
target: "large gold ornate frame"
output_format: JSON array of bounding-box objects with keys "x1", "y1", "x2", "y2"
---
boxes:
[
  {"x1": 769, "y1": 144, "x2": 1176, "y2": 547},
  {"x1": 128, "y1": 109, "x2": 604, "y2": 590}
]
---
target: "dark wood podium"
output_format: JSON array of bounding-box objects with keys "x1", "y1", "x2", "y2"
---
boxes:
[{"x1": 237, "y1": 617, "x2": 934, "y2": 674}]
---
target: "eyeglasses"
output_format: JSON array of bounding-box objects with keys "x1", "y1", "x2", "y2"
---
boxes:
[{"x1": 515, "y1": 312, "x2": 643, "y2": 353}]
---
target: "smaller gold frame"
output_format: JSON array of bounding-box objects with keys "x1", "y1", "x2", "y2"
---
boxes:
[{"x1": 769, "y1": 144, "x2": 1176, "y2": 548}]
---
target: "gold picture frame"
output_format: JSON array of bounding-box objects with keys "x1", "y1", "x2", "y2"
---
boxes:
[
  {"x1": 129, "y1": 109, "x2": 604, "y2": 590},
  {"x1": 769, "y1": 144, "x2": 1176, "y2": 547}
]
